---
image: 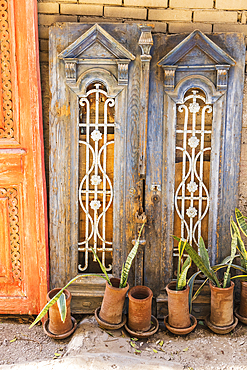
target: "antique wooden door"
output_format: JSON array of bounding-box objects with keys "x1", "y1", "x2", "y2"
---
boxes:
[
  {"x1": 49, "y1": 24, "x2": 245, "y2": 315},
  {"x1": 0, "y1": 0, "x2": 48, "y2": 314}
]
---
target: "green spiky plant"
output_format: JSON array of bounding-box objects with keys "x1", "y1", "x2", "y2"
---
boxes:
[
  {"x1": 226, "y1": 208, "x2": 247, "y2": 281},
  {"x1": 174, "y1": 230, "x2": 237, "y2": 312},
  {"x1": 175, "y1": 238, "x2": 192, "y2": 291},
  {"x1": 30, "y1": 220, "x2": 146, "y2": 328}
]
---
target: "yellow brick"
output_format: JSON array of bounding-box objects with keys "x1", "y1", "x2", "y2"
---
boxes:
[
  {"x1": 242, "y1": 12, "x2": 247, "y2": 24},
  {"x1": 38, "y1": 3, "x2": 59, "y2": 13},
  {"x1": 168, "y1": 22, "x2": 212, "y2": 33},
  {"x1": 216, "y1": 0, "x2": 247, "y2": 10},
  {"x1": 38, "y1": 25, "x2": 49, "y2": 39},
  {"x1": 152, "y1": 22, "x2": 167, "y2": 32},
  {"x1": 38, "y1": 0, "x2": 76, "y2": 2},
  {"x1": 124, "y1": 0, "x2": 167, "y2": 7},
  {"x1": 79, "y1": 0, "x2": 121, "y2": 4},
  {"x1": 149, "y1": 9, "x2": 191, "y2": 21},
  {"x1": 39, "y1": 51, "x2": 49, "y2": 63},
  {"x1": 38, "y1": 14, "x2": 77, "y2": 25},
  {"x1": 170, "y1": 0, "x2": 213, "y2": 8},
  {"x1": 104, "y1": 6, "x2": 147, "y2": 19},
  {"x1": 194, "y1": 10, "x2": 238, "y2": 23},
  {"x1": 39, "y1": 39, "x2": 49, "y2": 51},
  {"x1": 61, "y1": 4, "x2": 103, "y2": 16},
  {"x1": 213, "y1": 23, "x2": 247, "y2": 34}
]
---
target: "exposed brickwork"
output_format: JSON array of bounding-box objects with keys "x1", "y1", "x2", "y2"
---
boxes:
[
  {"x1": 39, "y1": 39, "x2": 49, "y2": 51},
  {"x1": 149, "y1": 9, "x2": 192, "y2": 22},
  {"x1": 124, "y1": 0, "x2": 168, "y2": 7},
  {"x1": 60, "y1": 4, "x2": 103, "y2": 16},
  {"x1": 38, "y1": 25, "x2": 49, "y2": 39},
  {"x1": 38, "y1": 14, "x2": 77, "y2": 25},
  {"x1": 170, "y1": 0, "x2": 213, "y2": 9},
  {"x1": 79, "y1": 0, "x2": 122, "y2": 3},
  {"x1": 213, "y1": 24, "x2": 247, "y2": 35},
  {"x1": 38, "y1": 3, "x2": 59, "y2": 13},
  {"x1": 216, "y1": 0, "x2": 247, "y2": 10},
  {"x1": 168, "y1": 22, "x2": 212, "y2": 34},
  {"x1": 194, "y1": 10, "x2": 238, "y2": 23},
  {"x1": 104, "y1": 6, "x2": 147, "y2": 20},
  {"x1": 38, "y1": 0, "x2": 76, "y2": 2}
]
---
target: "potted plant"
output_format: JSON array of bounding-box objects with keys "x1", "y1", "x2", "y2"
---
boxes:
[
  {"x1": 164, "y1": 238, "x2": 197, "y2": 335},
  {"x1": 125, "y1": 284, "x2": 159, "y2": 338},
  {"x1": 93, "y1": 219, "x2": 146, "y2": 329},
  {"x1": 229, "y1": 208, "x2": 247, "y2": 324},
  {"x1": 29, "y1": 220, "x2": 146, "y2": 335},
  {"x1": 179, "y1": 233, "x2": 238, "y2": 334}
]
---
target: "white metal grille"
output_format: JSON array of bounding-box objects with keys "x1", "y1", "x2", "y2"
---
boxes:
[
  {"x1": 78, "y1": 83, "x2": 114, "y2": 272},
  {"x1": 174, "y1": 89, "x2": 212, "y2": 258}
]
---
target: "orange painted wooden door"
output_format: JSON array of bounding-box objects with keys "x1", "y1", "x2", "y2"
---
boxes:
[{"x1": 0, "y1": 0, "x2": 48, "y2": 314}]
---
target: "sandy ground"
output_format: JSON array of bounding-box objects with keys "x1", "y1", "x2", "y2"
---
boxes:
[{"x1": 1, "y1": 314, "x2": 247, "y2": 369}]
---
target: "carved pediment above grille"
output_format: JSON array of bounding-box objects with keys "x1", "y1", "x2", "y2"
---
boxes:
[
  {"x1": 158, "y1": 30, "x2": 236, "y2": 91},
  {"x1": 58, "y1": 24, "x2": 135, "y2": 86}
]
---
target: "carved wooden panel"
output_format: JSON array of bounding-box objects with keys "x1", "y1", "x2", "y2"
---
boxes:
[
  {"x1": 0, "y1": 0, "x2": 48, "y2": 314},
  {"x1": 0, "y1": 0, "x2": 14, "y2": 139}
]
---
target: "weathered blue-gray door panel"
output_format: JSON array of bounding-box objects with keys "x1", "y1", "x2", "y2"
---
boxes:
[{"x1": 49, "y1": 24, "x2": 245, "y2": 315}]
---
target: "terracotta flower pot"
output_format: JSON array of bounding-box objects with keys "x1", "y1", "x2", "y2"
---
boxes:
[
  {"x1": 210, "y1": 281, "x2": 234, "y2": 327},
  {"x1": 239, "y1": 281, "x2": 247, "y2": 318},
  {"x1": 166, "y1": 281, "x2": 191, "y2": 329},
  {"x1": 99, "y1": 278, "x2": 129, "y2": 325},
  {"x1": 128, "y1": 285, "x2": 153, "y2": 332},
  {"x1": 47, "y1": 288, "x2": 73, "y2": 335}
]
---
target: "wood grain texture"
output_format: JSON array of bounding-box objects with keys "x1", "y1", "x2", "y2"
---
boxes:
[
  {"x1": 0, "y1": 0, "x2": 48, "y2": 314},
  {"x1": 49, "y1": 24, "x2": 245, "y2": 316}
]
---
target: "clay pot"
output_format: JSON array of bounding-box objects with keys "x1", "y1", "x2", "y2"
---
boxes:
[
  {"x1": 210, "y1": 281, "x2": 234, "y2": 327},
  {"x1": 239, "y1": 281, "x2": 247, "y2": 318},
  {"x1": 47, "y1": 288, "x2": 73, "y2": 335},
  {"x1": 128, "y1": 285, "x2": 153, "y2": 332},
  {"x1": 99, "y1": 278, "x2": 129, "y2": 325},
  {"x1": 166, "y1": 281, "x2": 191, "y2": 329}
]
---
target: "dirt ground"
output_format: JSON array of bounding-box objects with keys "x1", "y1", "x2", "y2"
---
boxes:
[{"x1": 1, "y1": 314, "x2": 247, "y2": 369}]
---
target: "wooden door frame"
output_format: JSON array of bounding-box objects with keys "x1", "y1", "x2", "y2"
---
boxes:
[{"x1": 0, "y1": 0, "x2": 48, "y2": 314}]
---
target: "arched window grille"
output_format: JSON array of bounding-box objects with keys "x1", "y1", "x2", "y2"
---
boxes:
[
  {"x1": 78, "y1": 82, "x2": 115, "y2": 272},
  {"x1": 173, "y1": 88, "x2": 213, "y2": 271}
]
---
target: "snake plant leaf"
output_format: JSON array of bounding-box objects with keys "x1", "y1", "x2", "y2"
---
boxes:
[
  {"x1": 215, "y1": 263, "x2": 246, "y2": 274},
  {"x1": 181, "y1": 255, "x2": 191, "y2": 273},
  {"x1": 29, "y1": 273, "x2": 108, "y2": 328},
  {"x1": 184, "y1": 241, "x2": 221, "y2": 287},
  {"x1": 119, "y1": 263, "x2": 125, "y2": 288},
  {"x1": 91, "y1": 248, "x2": 112, "y2": 286},
  {"x1": 231, "y1": 274, "x2": 247, "y2": 280},
  {"x1": 231, "y1": 216, "x2": 241, "y2": 237},
  {"x1": 230, "y1": 218, "x2": 246, "y2": 269},
  {"x1": 223, "y1": 225, "x2": 237, "y2": 288},
  {"x1": 178, "y1": 238, "x2": 186, "y2": 259},
  {"x1": 120, "y1": 221, "x2": 146, "y2": 288},
  {"x1": 57, "y1": 292, "x2": 67, "y2": 323},
  {"x1": 176, "y1": 239, "x2": 187, "y2": 289},
  {"x1": 187, "y1": 271, "x2": 201, "y2": 313},
  {"x1": 177, "y1": 256, "x2": 191, "y2": 291},
  {"x1": 198, "y1": 237, "x2": 210, "y2": 272},
  {"x1": 236, "y1": 208, "x2": 247, "y2": 237},
  {"x1": 236, "y1": 236, "x2": 247, "y2": 271}
]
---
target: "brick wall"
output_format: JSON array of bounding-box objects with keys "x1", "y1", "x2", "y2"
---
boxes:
[
  {"x1": 38, "y1": 0, "x2": 247, "y2": 62},
  {"x1": 37, "y1": 0, "x2": 247, "y2": 213}
]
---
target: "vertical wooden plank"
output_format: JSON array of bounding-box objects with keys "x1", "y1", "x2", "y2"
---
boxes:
[
  {"x1": 144, "y1": 33, "x2": 166, "y2": 296},
  {"x1": 0, "y1": 0, "x2": 48, "y2": 314},
  {"x1": 49, "y1": 24, "x2": 74, "y2": 288},
  {"x1": 211, "y1": 33, "x2": 246, "y2": 263}
]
